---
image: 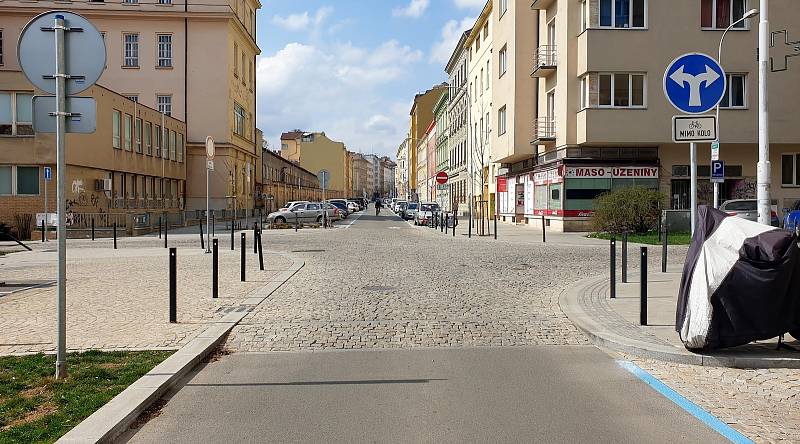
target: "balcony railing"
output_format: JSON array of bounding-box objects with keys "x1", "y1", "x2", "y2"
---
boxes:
[
  {"x1": 532, "y1": 45, "x2": 557, "y2": 77},
  {"x1": 532, "y1": 117, "x2": 556, "y2": 144}
]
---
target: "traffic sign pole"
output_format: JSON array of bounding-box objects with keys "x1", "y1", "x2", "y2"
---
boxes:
[
  {"x1": 205, "y1": 137, "x2": 214, "y2": 254},
  {"x1": 44, "y1": 168, "x2": 48, "y2": 242},
  {"x1": 690, "y1": 143, "x2": 697, "y2": 235},
  {"x1": 54, "y1": 14, "x2": 67, "y2": 380}
]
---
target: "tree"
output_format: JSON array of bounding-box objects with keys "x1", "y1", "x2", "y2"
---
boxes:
[{"x1": 592, "y1": 186, "x2": 665, "y2": 234}]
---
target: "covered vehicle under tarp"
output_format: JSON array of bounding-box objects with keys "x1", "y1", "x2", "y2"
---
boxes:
[{"x1": 676, "y1": 206, "x2": 800, "y2": 351}]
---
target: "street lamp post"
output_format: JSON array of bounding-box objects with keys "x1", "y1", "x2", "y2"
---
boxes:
[
  {"x1": 757, "y1": 0, "x2": 771, "y2": 225},
  {"x1": 714, "y1": 8, "x2": 759, "y2": 209}
]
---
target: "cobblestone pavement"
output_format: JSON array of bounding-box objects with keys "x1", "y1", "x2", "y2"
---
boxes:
[
  {"x1": 0, "y1": 233, "x2": 293, "y2": 355},
  {"x1": 627, "y1": 355, "x2": 800, "y2": 443}
]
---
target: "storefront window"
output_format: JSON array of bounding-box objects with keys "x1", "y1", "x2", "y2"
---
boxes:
[
  {"x1": 565, "y1": 178, "x2": 611, "y2": 210},
  {"x1": 549, "y1": 183, "x2": 562, "y2": 211},
  {"x1": 534, "y1": 183, "x2": 548, "y2": 212},
  {"x1": 611, "y1": 178, "x2": 659, "y2": 190}
]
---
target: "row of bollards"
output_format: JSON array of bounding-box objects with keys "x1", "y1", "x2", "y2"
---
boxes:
[{"x1": 610, "y1": 231, "x2": 668, "y2": 326}]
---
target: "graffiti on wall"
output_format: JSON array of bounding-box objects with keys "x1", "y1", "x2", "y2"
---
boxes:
[{"x1": 731, "y1": 179, "x2": 757, "y2": 200}]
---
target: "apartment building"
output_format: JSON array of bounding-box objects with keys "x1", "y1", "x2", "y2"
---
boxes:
[
  {"x1": 501, "y1": 0, "x2": 800, "y2": 232},
  {"x1": 396, "y1": 140, "x2": 410, "y2": 199},
  {"x1": 466, "y1": 2, "x2": 494, "y2": 218},
  {"x1": 416, "y1": 121, "x2": 434, "y2": 202},
  {"x1": 381, "y1": 158, "x2": 397, "y2": 197},
  {"x1": 280, "y1": 131, "x2": 347, "y2": 199},
  {"x1": 351, "y1": 153, "x2": 369, "y2": 198},
  {"x1": 445, "y1": 30, "x2": 472, "y2": 213},
  {"x1": 259, "y1": 147, "x2": 322, "y2": 213},
  {"x1": 0, "y1": 72, "x2": 185, "y2": 234},
  {"x1": 492, "y1": 0, "x2": 539, "y2": 222},
  {"x1": 433, "y1": 91, "x2": 450, "y2": 210},
  {"x1": 1, "y1": 0, "x2": 261, "y2": 214},
  {"x1": 409, "y1": 84, "x2": 447, "y2": 201}
]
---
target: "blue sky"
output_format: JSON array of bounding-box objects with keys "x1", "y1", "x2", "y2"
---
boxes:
[{"x1": 256, "y1": 0, "x2": 483, "y2": 158}]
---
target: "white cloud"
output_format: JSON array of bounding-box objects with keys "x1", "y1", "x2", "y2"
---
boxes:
[
  {"x1": 272, "y1": 7, "x2": 333, "y2": 32},
  {"x1": 392, "y1": 0, "x2": 430, "y2": 18},
  {"x1": 256, "y1": 40, "x2": 424, "y2": 158},
  {"x1": 429, "y1": 17, "x2": 475, "y2": 64},
  {"x1": 453, "y1": 0, "x2": 486, "y2": 9}
]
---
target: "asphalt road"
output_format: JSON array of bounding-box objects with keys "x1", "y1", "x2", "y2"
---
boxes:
[{"x1": 122, "y1": 209, "x2": 728, "y2": 443}]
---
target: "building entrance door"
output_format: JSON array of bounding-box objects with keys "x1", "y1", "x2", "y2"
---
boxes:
[
  {"x1": 514, "y1": 183, "x2": 525, "y2": 224},
  {"x1": 671, "y1": 179, "x2": 689, "y2": 209}
]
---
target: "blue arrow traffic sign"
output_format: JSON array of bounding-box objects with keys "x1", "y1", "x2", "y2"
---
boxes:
[
  {"x1": 44, "y1": 166, "x2": 52, "y2": 181},
  {"x1": 663, "y1": 53, "x2": 726, "y2": 114},
  {"x1": 711, "y1": 160, "x2": 725, "y2": 183}
]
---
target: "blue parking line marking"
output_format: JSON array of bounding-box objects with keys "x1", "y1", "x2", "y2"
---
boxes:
[{"x1": 617, "y1": 360, "x2": 753, "y2": 444}]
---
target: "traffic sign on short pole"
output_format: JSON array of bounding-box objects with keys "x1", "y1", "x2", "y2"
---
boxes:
[
  {"x1": 205, "y1": 136, "x2": 214, "y2": 254},
  {"x1": 711, "y1": 160, "x2": 725, "y2": 183},
  {"x1": 18, "y1": 10, "x2": 106, "y2": 379},
  {"x1": 664, "y1": 53, "x2": 726, "y2": 236}
]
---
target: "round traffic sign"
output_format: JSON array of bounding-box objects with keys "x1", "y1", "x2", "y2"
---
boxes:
[
  {"x1": 663, "y1": 53, "x2": 726, "y2": 115},
  {"x1": 18, "y1": 11, "x2": 106, "y2": 95},
  {"x1": 205, "y1": 136, "x2": 215, "y2": 159},
  {"x1": 436, "y1": 171, "x2": 449, "y2": 185}
]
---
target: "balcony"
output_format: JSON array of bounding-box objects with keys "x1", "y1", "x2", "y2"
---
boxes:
[
  {"x1": 532, "y1": 117, "x2": 556, "y2": 146},
  {"x1": 530, "y1": 0, "x2": 556, "y2": 10},
  {"x1": 531, "y1": 45, "x2": 557, "y2": 78}
]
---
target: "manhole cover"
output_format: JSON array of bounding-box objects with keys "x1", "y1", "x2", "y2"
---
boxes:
[
  {"x1": 290, "y1": 249, "x2": 326, "y2": 253},
  {"x1": 362, "y1": 285, "x2": 396, "y2": 292}
]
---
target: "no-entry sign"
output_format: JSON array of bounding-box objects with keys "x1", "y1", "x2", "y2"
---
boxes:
[{"x1": 436, "y1": 171, "x2": 449, "y2": 185}]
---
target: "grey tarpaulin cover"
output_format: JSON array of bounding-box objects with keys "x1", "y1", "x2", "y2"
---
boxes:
[{"x1": 676, "y1": 206, "x2": 800, "y2": 350}]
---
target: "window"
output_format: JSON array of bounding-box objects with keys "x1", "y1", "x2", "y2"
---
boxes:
[
  {"x1": 145, "y1": 121, "x2": 152, "y2": 155},
  {"x1": 249, "y1": 60, "x2": 254, "y2": 89},
  {"x1": 599, "y1": 0, "x2": 646, "y2": 28},
  {"x1": 17, "y1": 166, "x2": 39, "y2": 195},
  {"x1": 486, "y1": 60, "x2": 490, "y2": 88},
  {"x1": 157, "y1": 34, "x2": 172, "y2": 68},
  {"x1": 123, "y1": 33, "x2": 139, "y2": 67},
  {"x1": 0, "y1": 29, "x2": 4, "y2": 66},
  {"x1": 580, "y1": 76, "x2": 588, "y2": 109},
  {"x1": 124, "y1": 114, "x2": 132, "y2": 150},
  {"x1": 483, "y1": 23, "x2": 488, "y2": 41},
  {"x1": 163, "y1": 127, "x2": 170, "y2": 159},
  {"x1": 234, "y1": 103, "x2": 245, "y2": 136},
  {"x1": 720, "y1": 74, "x2": 746, "y2": 108},
  {"x1": 112, "y1": 110, "x2": 121, "y2": 148},
  {"x1": 170, "y1": 130, "x2": 176, "y2": 160},
  {"x1": 781, "y1": 154, "x2": 800, "y2": 186},
  {"x1": 499, "y1": 45, "x2": 507, "y2": 76},
  {"x1": 234, "y1": 42, "x2": 239, "y2": 77},
  {"x1": 498, "y1": 106, "x2": 507, "y2": 135},
  {"x1": 154, "y1": 125, "x2": 161, "y2": 157},
  {"x1": 157, "y1": 95, "x2": 171, "y2": 116},
  {"x1": 158, "y1": 0, "x2": 172, "y2": 4},
  {"x1": 499, "y1": 0, "x2": 507, "y2": 17},
  {"x1": 242, "y1": 52, "x2": 247, "y2": 85},
  {"x1": 581, "y1": 0, "x2": 589, "y2": 31},
  {"x1": 125, "y1": 95, "x2": 138, "y2": 102},
  {"x1": 0, "y1": 93, "x2": 33, "y2": 136},
  {"x1": 123, "y1": 0, "x2": 138, "y2": 3},
  {"x1": 135, "y1": 118, "x2": 142, "y2": 153},
  {"x1": 476, "y1": 37, "x2": 480, "y2": 52},
  {"x1": 177, "y1": 133, "x2": 184, "y2": 162},
  {"x1": 480, "y1": 68, "x2": 484, "y2": 94},
  {"x1": 595, "y1": 73, "x2": 646, "y2": 108},
  {"x1": 0, "y1": 166, "x2": 10, "y2": 194},
  {"x1": 702, "y1": 0, "x2": 747, "y2": 29}
]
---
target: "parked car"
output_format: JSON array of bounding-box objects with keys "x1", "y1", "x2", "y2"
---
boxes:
[
  {"x1": 267, "y1": 202, "x2": 323, "y2": 224},
  {"x1": 327, "y1": 200, "x2": 350, "y2": 218},
  {"x1": 347, "y1": 201, "x2": 360, "y2": 213},
  {"x1": 719, "y1": 199, "x2": 780, "y2": 227},
  {"x1": 404, "y1": 202, "x2": 419, "y2": 220},
  {"x1": 279, "y1": 201, "x2": 309, "y2": 212},
  {"x1": 390, "y1": 198, "x2": 398, "y2": 209},
  {"x1": 397, "y1": 201, "x2": 409, "y2": 218},
  {"x1": 322, "y1": 202, "x2": 342, "y2": 221},
  {"x1": 393, "y1": 200, "x2": 407, "y2": 213},
  {"x1": 414, "y1": 202, "x2": 441, "y2": 226},
  {"x1": 783, "y1": 200, "x2": 800, "y2": 234}
]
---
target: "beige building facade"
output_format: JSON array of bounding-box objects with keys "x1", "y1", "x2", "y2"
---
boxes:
[
  {"x1": 445, "y1": 30, "x2": 472, "y2": 213},
  {"x1": 409, "y1": 85, "x2": 446, "y2": 201},
  {"x1": 0, "y1": 72, "x2": 186, "y2": 237},
  {"x1": 1, "y1": 0, "x2": 261, "y2": 215},
  {"x1": 280, "y1": 131, "x2": 347, "y2": 199},
  {"x1": 493, "y1": 0, "x2": 800, "y2": 231}
]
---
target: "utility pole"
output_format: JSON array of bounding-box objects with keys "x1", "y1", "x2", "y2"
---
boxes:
[{"x1": 757, "y1": 0, "x2": 771, "y2": 225}]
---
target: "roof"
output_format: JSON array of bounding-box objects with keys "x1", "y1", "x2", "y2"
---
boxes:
[
  {"x1": 466, "y1": 0, "x2": 493, "y2": 46},
  {"x1": 280, "y1": 130, "x2": 304, "y2": 140},
  {"x1": 445, "y1": 29, "x2": 472, "y2": 73},
  {"x1": 263, "y1": 148, "x2": 318, "y2": 177}
]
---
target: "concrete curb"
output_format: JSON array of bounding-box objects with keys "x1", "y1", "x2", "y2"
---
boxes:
[
  {"x1": 57, "y1": 251, "x2": 304, "y2": 444},
  {"x1": 559, "y1": 274, "x2": 800, "y2": 369}
]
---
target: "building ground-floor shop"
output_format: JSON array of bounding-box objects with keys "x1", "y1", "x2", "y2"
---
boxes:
[{"x1": 496, "y1": 144, "x2": 800, "y2": 232}]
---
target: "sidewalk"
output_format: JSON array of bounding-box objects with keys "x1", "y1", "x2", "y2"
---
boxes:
[{"x1": 561, "y1": 264, "x2": 800, "y2": 368}]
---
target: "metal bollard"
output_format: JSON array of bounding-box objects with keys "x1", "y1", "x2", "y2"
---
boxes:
[
  {"x1": 240, "y1": 233, "x2": 246, "y2": 282},
  {"x1": 257, "y1": 230, "x2": 264, "y2": 271},
  {"x1": 253, "y1": 224, "x2": 258, "y2": 255},
  {"x1": 212, "y1": 239, "x2": 218, "y2": 299},
  {"x1": 41, "y1": 220, "x2": 46, "y2": 242},
  {"x1": 295, "y1": 212, "x2": 299, "y2": 232},
  {"x1": 494, "y1": 214, "x2": 498, "y2": 240},
  {"x1": 164, "y1": 220, "x2": 168, "y2": 248},
  {"x1": 542, "y1": 214, "x2": 546, "y2": 243},
  {"x1": 169, "y1": 247, "x2": 177, "y2": 323},
  {"x1": 641, "y1": 247, "x2": 648, "y2": 326},
  {"x1": 445, "y1": 214, "x2": 449, "y2": 234},
  {"x1": 662, "y1": 225, "x2": 668, "y2": 273},
  {"x1": 113, "y1": 223, "x2": 118, "y2": 249},
  {"x1": 158, "y1": 216, "x2": 162, "y2": 239},
  {"x1": 91, "y1": 217, "x2": 95, "y2": 241},
  {"x1": 622, "y1": 232, "x2": 628, "y2": 283},
  {"x1": 453, "y1": 214, "x2": 457, "y2": 237},
  {"x1": 199, "y1": 219, "x2": 205, "y2": 250},
  {"x1": 230, "y1": 217, "x2": 235, "y2": 250},
  {"x1": 610, "y1": 238, "x2": 616, "y2": 299},
  {"x1": 212, "y1": 214, "x2": 216, "y2": 237}
]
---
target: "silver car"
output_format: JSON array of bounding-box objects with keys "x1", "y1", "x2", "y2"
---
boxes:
[
  {"x1": 404, "y1": 202, "x2": 419, "y2": 220},
  {"x1": 267, "y1": 202, "x2": 327, "y2": 224},
  {"x1": 720, "y1": 199, "x2": 779, "y2": 226}
]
